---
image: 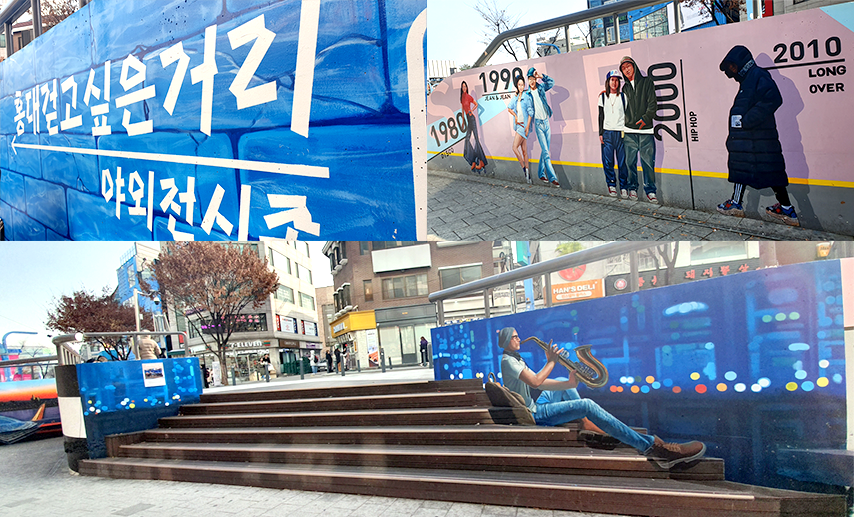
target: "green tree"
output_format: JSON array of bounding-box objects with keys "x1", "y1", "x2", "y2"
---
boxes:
[
  {"x1": 555, "y1": 242, "x2": 584, "y2": 256},
  {"x1": 152, "y1": 243, "x2": 278, "y2": 385}
]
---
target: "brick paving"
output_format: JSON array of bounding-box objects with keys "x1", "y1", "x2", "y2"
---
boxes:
[{"x1": 428, "y1": 170, "x2": 853, "y2": 242}]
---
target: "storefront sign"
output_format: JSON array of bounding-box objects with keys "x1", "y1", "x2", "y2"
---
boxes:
[
  {"x1": 605, "y1": 259, "x2": 762, "y2": 295},
  {"x1": 302, "y1": 320, "x2": 318, "y2": 336},
  {"x1": 279, "y1": 339, "x2": 300, "y2": 349},
  {"x1": 551, "y1": 279, "x2": 604, "y2": 304},
  {"x1": 229, "y1": 340, "x2": 269, "y2": 348},
  {"x1": 366, "y1": 328, "x2": 379, "y2": 367},
  {"x1": 332, "y1": 321, "x2": 348, "y2": 333}
]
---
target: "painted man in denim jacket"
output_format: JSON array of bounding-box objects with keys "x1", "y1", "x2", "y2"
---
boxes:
[{"x1": 524, "y1": 67, "x2": 560, "y2": 187}]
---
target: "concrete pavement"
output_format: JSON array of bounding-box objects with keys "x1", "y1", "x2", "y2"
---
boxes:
[
  {"x1": 2, "y1": 365, "x2": 632, "y2": 517},
  {"x1": 428, "y1": 170, "x2": 853, "y2": 241}
]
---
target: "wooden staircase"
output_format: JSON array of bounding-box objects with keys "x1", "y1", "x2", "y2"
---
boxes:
[{"x1": 78, "y1": 379, "x2": 845, "y2": 517}]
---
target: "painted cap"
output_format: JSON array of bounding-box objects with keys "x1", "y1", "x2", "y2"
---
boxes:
[{"x1": 527, "y1": 67, "x2": 537, "y2": 77}]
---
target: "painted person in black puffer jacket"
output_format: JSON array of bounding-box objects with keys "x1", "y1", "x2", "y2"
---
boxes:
[{"x1": 716, "y1": 45, "x2": 799, "y2": 226}]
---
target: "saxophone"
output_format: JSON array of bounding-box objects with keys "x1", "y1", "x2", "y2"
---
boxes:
[{"x1": 520, "y1": 336, "x2": 609, "y2": 389}]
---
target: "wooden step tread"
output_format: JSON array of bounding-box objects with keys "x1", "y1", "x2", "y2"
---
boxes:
[
  {"x1": 168, "y1": 406, "x2": 494, "y2": 419},
  {"x1": 160, "y1": 407, "x2": 499, "y2": 428},
  {"x1": 145, "y1": 424, "x2": 577, "y2": 439},
  {"x1": 119, "y1": 441, "x2": 724, "y2": 479},
  {"x1": 183, "y1": 391, "x2": 486, "y2": 414},
  {"x1": 201, "y1": 379, "x2": 483, "y2": 403},
  {"x1": 79, "y1": 457, "x2": 845, "y2": 516},
  {"x1": 189, "y1": 391, "x2": 474, "y2": 408}
]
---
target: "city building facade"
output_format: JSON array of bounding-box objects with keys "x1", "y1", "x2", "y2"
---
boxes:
[
  {"x1": 166, "y1": 241, "x2": 322, "y2": 384},
  {"x1": 323, "y1": 241, "x2": 501, "y2": 368}
]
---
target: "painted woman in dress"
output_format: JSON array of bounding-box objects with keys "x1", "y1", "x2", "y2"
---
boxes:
[
  {"x1": 460, "y1": 81, "x2": 488, "y2": 172},
  {"x1": 507, "y1": 75, "x2": 532, "y2": 183}
]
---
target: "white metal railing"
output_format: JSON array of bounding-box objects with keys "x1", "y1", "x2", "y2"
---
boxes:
[
  {"x1": 428, "y1": 242, "x2": 655, "y2": 325},
  {"x1": 473, "y1": 0, "x2": 683, "y2": 67},
  {"x1": 52, "y1": 331, "x2": 190, "y2": 365}
]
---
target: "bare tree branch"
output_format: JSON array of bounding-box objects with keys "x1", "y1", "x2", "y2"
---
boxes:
[{"x1": 473, "y1": 0, "x2": 529, "y2": 61}]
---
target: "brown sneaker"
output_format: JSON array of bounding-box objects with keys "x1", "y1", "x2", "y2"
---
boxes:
[{"x1": 645, "y1": 436, "x2": 706, "y2": 468}]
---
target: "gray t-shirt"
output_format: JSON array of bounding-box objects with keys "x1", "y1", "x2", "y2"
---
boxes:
[{"x1": 500, "y1": 354, "x2": 535, "y2": 412}]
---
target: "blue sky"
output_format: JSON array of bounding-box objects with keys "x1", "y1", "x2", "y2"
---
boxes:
[
  {"x1": 0, "y1": 242, "x2": 134, "y2": 349},
  {"x1": 428, "y1": 0, "x2": 590, "y2": 66}
]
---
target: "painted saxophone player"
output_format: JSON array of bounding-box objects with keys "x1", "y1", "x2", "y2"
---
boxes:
[
  {"x1": 520, "y1": 336, "x2": 608, "y2": 388},
  {"x1": 498, "y1": 327, "x2": 706, "y2": 468}
]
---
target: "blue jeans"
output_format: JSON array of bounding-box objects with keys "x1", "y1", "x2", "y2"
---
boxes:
[
  {"x1": 601, "y1": 130, "x2": 628, "y2": 188},
  {"x1": 533, "y1": 118, "x2": 557, "y2": 183},
  {"x1": 624, "y1": 133, "x2": 656, "y2": 194},
  {"x1": 535, "y1": 382, "x2": 654, "y2": 453}
]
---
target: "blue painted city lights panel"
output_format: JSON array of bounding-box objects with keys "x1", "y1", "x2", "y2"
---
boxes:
[
  {"x1": 76, "y1": 358, "x2": 202, "y2": 457},
  {"x1": 0, "y1": 0, "x2": 426, "y2": 240},
  {"x1": 431, "y1": 260, "x2": 847, "y2": 488}
]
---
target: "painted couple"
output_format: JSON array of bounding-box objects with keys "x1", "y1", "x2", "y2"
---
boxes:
[{"x1": 598, "y1": 57, "x2": 658, "y2": 203}]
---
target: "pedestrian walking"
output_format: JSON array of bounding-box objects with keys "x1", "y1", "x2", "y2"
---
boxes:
[{"x1": 420, "y1": 336, "x2": 429, "y2": 367}]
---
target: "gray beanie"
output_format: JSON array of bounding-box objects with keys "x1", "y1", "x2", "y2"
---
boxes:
[{"x1": 498, "y1": 327, "x2": 516, "y2": 350}]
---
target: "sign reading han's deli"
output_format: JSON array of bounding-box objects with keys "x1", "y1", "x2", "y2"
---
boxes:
[{"x1": 0, "y1": 0, "x2": 426, "y2": 241}]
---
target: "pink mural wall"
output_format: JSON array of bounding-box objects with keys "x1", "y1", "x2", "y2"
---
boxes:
[{"x1": 427, "y1": 4, "x2": 854, "y2": 234}]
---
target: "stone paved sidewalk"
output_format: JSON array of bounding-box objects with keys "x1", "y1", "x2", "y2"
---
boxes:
[{"x1": 428, "y1": 170, "x2": 853, "y2": 241}]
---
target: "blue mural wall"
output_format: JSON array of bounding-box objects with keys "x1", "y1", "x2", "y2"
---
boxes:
[
  {"x1": 431, "y1": 260, "x2": 847, "y2": 489},
  {"x1": 76, "y1": 357, "x2": 202, "y2": 457},
  {"x1": 0, "y1": 0, "x2": 426, "y2": 241}
]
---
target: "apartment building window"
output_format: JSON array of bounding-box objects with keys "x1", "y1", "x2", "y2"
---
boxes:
[
  {"x1": 191, "y1": 313, "x2": 268, "y2": 337},
  {"x1": 297, "y1": 263, "x2": 313, "y2": 284},
  {"x1": 372, "y1": 241, "x2": 418, "y2": 251},
  {"x1": 632, "y1": 9, "x2": 668, "y2": 41},
  {"x1": 342, "y1": 284, "x2": 351, "y2": 307},
  {"x1": 360, "y1": 242, "x2": 370, "y2": 255},
  {"x1": 271, "y1": 249, "x2": 291, "y2": 275},
  {"x1": 276, "y1": 285, "x2": 295, "y2": 304},
  {"x1": 364, "y1": 280, "x2": 373, "y2": 301},
  {"x1": 439, "y1": 265, "x2": 482, "y2": 289},
  {"x1": 382, "y1": 274, "x2": 428, "y2": 299},
  {"x1": 300, "y1": 292, "x2": 315, "y2": 311},
  {"x1": 690, "y1": 243, "x2": 750, "y2": 264}
]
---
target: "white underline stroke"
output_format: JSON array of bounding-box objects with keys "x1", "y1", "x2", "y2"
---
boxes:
[{"x1": 11, "y1": 137, "x2": 329, "y2": 178}]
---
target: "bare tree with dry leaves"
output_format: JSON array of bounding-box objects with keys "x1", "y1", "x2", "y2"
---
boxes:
[
  {"x1": 45, "y1": 288, "x2": 154, "y2": 360},
  {"x1": 473, "y1": 0, "x2": 529, "y2": 61},
  {"x1": 41, "y1": 0, "x2": 78, "y2": 32},
  {"x1": 152, "y1": 243, "x2": 278, "y2": 385},
  {"x1": 680, "y1": 0, "x2": 745, "y2": 25}
]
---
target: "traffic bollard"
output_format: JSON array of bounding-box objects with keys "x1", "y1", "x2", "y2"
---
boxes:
[
  {"x1": 380, "y1": 349, "x2": 386, "y2": 373},
  {"x1": 388, "y1": 356, "x2": 393, "y2": 370},
  {"x1": 299, "y1": 357, "x2": 304, "y2": 380},
  {"x1": 357, "y1": 359, "x2": 361, "y2": 373}
]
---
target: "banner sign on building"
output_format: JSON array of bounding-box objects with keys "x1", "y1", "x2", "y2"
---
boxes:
[
  {"x1": 0, "y1": 0, "x2": 426, "y2": 241},
  {"x1": 302, "y1": 320, "x2": 318, "y2": 336},
  {"x1": 278, "y1": 316, "x2": 297, "y2": 334},
  {"x1": 551, "y1": 279, "x2": 604, "y2": 304},
  {"x1": 604, "y1": 258, "x2": 762, "y2": 295},
  {"x1": 426, "y1": 4, "x2": 854, "y2": 234}
]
